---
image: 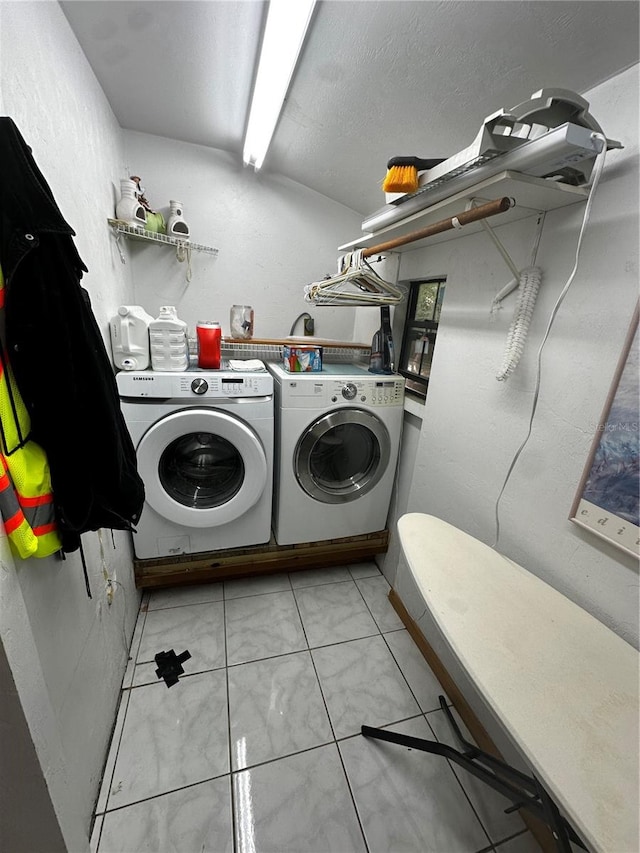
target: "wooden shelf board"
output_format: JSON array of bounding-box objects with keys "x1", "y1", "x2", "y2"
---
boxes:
[
  {"x1": 133, "y1": 529, "x2": 389, "y2": 589},
  {"x1": 224, "y1": 338, "x2": 370, "y2": 349}
]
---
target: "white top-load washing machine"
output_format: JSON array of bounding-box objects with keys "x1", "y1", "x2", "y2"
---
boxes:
[
  {"x1": 268, "y1": 362, "x2": 404, "y2": 546},
  {"x1": 116, "y1": 367, "x2": 273, "y2": 559}
]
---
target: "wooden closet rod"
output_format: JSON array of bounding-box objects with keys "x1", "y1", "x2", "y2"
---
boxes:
[{"x1": 362, "y1": 196, "x2": 514, "y2": 258}]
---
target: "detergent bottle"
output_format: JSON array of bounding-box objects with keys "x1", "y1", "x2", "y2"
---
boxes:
[
  {"x1": 149, "y1": 306, "x2": 189, "y2": 372},
  {"x1": 110, "y1": 305, "x2": 153, "y2": 371}
]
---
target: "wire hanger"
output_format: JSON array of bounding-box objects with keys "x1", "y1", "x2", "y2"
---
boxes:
[
  {"x1": 304, "y1": 197, "x2": 514, "y2": 308},
  {"x1": 304, "y1": 249, "x2": 404, "y2": 306}
]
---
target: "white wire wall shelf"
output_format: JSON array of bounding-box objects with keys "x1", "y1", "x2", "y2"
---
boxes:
[
  {"x1": 108, "y1": 218, "x2": 219, "y2": 260},
  {"x1": 222, "y1": 338, "x2": 371, "y2": 364}
]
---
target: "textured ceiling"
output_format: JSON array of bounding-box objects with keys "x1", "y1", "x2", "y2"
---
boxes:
[{"x1": 61, "y1": 0, "x2": 639, "y2": 216}]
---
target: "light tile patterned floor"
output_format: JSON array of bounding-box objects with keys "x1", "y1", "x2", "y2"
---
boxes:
[{"x1": 91, "y1": 562, "x2": 539, "y2": 853}]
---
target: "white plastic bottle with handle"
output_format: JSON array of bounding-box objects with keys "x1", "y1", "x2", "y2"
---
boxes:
[
  {"x1": 110, "y1": 305, "x2": 154, "y2": 371},
  {"x1": 149, "y1": 306, "x2": 189, "y2": 372}
]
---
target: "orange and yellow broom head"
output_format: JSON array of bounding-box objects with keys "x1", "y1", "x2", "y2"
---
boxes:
[{"x1": 382, "y1": 156, "x2": 447, "y2": 195}]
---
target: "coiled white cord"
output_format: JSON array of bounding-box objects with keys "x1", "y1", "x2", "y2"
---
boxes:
[
  {"x1": 493, "y1": 132, "x2": 608, "y2": 548},
  {"x1": 495, "y1": 265, "x2": 542, "y2": 381}
]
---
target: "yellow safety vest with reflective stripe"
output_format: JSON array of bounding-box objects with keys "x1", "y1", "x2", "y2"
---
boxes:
[{"x1": 0, "y1": 266, "x2": 61, "y2": 558}]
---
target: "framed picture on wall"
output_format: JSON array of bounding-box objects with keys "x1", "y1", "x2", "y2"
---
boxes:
[{"x1": 570, "y1": 302, "x2": 639, "y2": 557}]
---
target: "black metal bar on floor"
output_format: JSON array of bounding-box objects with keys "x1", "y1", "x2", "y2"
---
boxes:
[{"x1": 361, "y1": 696, "x2": 586, "y2": 852}]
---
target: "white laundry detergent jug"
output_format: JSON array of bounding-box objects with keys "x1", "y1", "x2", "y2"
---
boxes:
[
  {"x1": 149, "y1": 306, "x2": 189, "y2": 372},
  {"x1": 110, "y1": 305, "x2": 154, "y2": 371}
]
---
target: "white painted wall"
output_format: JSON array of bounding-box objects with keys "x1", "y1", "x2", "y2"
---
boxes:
[
  {"x1": 0, "y1": 3, "x2": 140, "y2": 850},
  {"x1": 0, "y1": 5, "x2": 362, "y2": 849},
  {"x1": 391, "y1": 65, "x2": 639, "y2": 649},
  {"x1": 121, "y1": 131, "x2": 362, "y2": 341}
]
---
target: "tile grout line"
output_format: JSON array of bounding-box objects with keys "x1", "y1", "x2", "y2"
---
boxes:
[
  {"x1": 493, "y1": 829, "x2": 537, "y2": 850},
  {"x1": 352, "y1": 574, "x2": 387, "y2": 635},
  {"x1": 317, "y1": 572, "x2": 499, "y2": 851},
  {"x1": 129, "y1": 630, "x2": 409, "y2": 688},
  {"x1": 292, "y1": 580, "x2": 372, "y2": 853},
  {"x1": 224, "y1": 713, "x2": 437, "y2": 778},
  {"x1": 145, "y1": 592, "x2": 223, "y2": 613},
  {"x1": 98, "y1": 713, "x2": 434, "y2": 818},
  {"x1": 334, "y1": 736, "x2": 372, "y2": 853},
  {"x1": 120, "y1": 595, "x2": 154, "y2": 688},
  {"x1": 228, "y1": 570, "x2": 303, "y2": 850},
  {"x1": 422, "y1": 706, "x2": 529, "y2": 848},
  {"x1": 96, "y1": 771, "x2": 232, "y2": 816},
  {"x1": 381, "y1": 628, "x2": 442, "y2": 715},
  {"x1": 92, "y1": 595, "x2": 149, "y2": 850},
  {"x1": 422, "y1": 710, "x2": 495, "y2": 850},
  {"x1": 222, "y1": 591, "x2": 238, "y2": 853},
  {"x1": 99, "y1": 574, "x2": 370, "y2": 851},
  {"x1": 99, "y1": 567, "x2": 477, "y2": 850},
  {"x1": 363, "y1": 583, "x2": 442, "y2": 722}
]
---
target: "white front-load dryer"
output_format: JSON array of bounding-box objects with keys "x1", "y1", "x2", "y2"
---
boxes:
[
  {"x1": 117, "y1": 368, "x2": 273, "y2": 559},
  {"x1": 268, "y1": 362, "x2": 404, "y2": 546}
]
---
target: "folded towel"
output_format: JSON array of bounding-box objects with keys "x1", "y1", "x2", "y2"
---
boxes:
[{"x1": 228, "y1": 359, "x2": 266, "y2": 372}]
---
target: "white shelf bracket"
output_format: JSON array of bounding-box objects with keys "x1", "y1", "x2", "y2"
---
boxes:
[
  {"x1": 467, "y1": 198, "x2": 521, "y2": 280},
  {"x1": 486, "y1": 206, "x2": 548, "y2": 311},
  {"x1": 112, "y1": 228, "x2": 127, "y2": 264}
]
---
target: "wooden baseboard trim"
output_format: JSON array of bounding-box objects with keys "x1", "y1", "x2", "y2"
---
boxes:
[
  {"x1": 133, "y1": 529, "x2": 389, "y2": 588},
  {"x1": 388, "y1": 588, "x2": 554, "y2": 852}
]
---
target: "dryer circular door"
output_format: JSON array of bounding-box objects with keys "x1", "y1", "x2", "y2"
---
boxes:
[
  {"x1": 294, "y1": 408, "x2": 390, "y2": 504},
  {"x1": 137, "y1": 408, "x2": 268, "y2": 528}
]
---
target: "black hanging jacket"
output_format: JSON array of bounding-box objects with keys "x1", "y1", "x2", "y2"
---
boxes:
[{"x1": 0, "y1": 117, "x2": 144, "y2": 552}]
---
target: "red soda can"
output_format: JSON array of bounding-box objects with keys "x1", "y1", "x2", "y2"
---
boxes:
[{"x1": 196, "y1": 321, "x2": 221, "y2": 369}]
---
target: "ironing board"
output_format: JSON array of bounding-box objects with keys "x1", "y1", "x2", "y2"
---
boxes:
[{"x1": 364, "y1": 513, "x2": 639, "y2": 853}]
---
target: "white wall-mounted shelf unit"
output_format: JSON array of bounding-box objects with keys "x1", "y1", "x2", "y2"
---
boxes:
[
  {"x1": 339, "y1": 171, "x2": 589, "y2": 255},
  {"x1": 107, "y1": 218, "x2": 219, "y2": 257}
]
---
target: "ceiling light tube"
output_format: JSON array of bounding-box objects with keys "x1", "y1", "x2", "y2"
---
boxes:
[{"x1": 243, "y1": 0, "x2": 316, "y2": 171}]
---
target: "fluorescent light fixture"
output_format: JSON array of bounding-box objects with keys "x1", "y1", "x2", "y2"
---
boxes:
[{"x1": 243, "y1": 0, "x2": 316, "y2": 171}]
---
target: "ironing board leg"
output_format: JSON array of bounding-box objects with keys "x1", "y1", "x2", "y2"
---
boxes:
[{"x1": 361, "y1": 697, "x2": 586, "y2": 852}]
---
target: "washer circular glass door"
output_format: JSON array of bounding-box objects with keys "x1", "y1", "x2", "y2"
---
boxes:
[
  {"x1": 137, "y1": 408, "x2": 268, "y2": 528},
  {"x1": 294, "y1": 409, "x2": 390, "y2": 504}
]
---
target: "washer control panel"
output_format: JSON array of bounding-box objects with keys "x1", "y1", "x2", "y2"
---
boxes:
[{"x1": 116, "y1": 369, "x2": 273, "y2": 398}]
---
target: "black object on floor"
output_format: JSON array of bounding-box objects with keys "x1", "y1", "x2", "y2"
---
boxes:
[
  {"x1": 361, "y1": 695, "x2": 586, "y2": 852},
  {"x1": 154, "y1": 649, "x2": 191, "y2": 687}
]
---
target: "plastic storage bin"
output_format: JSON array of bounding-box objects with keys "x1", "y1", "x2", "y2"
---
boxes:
[{"x1": 149, "y1": 306, "x2": 189, "y2": 372}]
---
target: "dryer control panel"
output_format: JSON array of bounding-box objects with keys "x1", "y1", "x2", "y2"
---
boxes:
[
  {"x1": 331, "y1": 378, "x2": 404, "y2": 406},
  {"x1": 280, "y1": 377, "x2": 404, "y2": 407},
  {"x1": 369, "y1": 379, "x2": 405, "y2": 406}
]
